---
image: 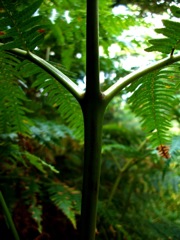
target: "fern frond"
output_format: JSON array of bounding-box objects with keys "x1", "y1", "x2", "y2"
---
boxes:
[
  {"x1": 3, "y1": 56, "x2": 84, "y2": 140},
  {"x1": 47, "y1": 182, "x2": 81, "y2": 229},
  {"x1": 0, "y1": 52, "x2": 31, "y2": 134},
  {"x1": 145, "y1": 5, "x2": 180, "y2": 55},
  {"x1": 24, "y1": 151, "x2": 59, "y2": 173},
  {"x1": 128, "y1": 64, "x2": 180, "y2": 148},
  {"x1": 170, "y1": 5, "x2": 180, "y2": 18},
  {"x1": 30, "y1": 120, "x2": 73, "y2": 145},
  {"x1": 21, "y1": 178, "x2": 43, "y2": 232},
  {"x1": 0, "y1": 0, "x2": 45, "y2": 51},
  {"x1": 0, "y1": 133, "x2": 26, "y2": 164},
  {"x1": 18, "y1": 60, "x2": 84, "y2": 141},
  {"x1": 33, "y1": 75, "x2": 83, "y2": 140}
]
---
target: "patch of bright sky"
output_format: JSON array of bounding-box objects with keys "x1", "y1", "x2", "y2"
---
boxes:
[
  {"x1": 49, "y1": 9, "x2": 71, "y2": 24},
  {"x1": 106, "y1": 5, "x2": 170, "y2": 72},
  {"x1": 49, "y1": 9, "x2": 57, "y2": 23}
]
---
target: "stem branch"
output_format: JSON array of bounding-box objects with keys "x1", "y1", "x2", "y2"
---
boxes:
[
  {"x1": 2, "y1": 46, "x2": 84, "y2": 102},
  {"x1": 104, "y1": 55, "x2": 180, "y2": 103},
  {"x1": 0, "y1": 191, "x2": 20, "y2": 240}
]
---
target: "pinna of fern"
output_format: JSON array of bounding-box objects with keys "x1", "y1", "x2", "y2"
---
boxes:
[
  {"x1": 32, "y1": 74, "x2": 84, "y2": 141},
  {"x1": 145, "y1": 5, "x2": 180, "y2": 55},
  {"x1": 47, "y1": 181, "x2": 81, "y2": 229},
  {"x1": 19, "y1": 60, "x2": 84, "y2": 141},
  {"x1": 127, "y1": 63, "x2": 180, "y2": 150},
  {"x1": 0, "y1": 52, "x2": 31, "y2": 135},
  {"x1": 0, "y1": 0, "x2": 84, "y2": 101},
  {"x1": 0, "y1": 51, "x2": 79, "y2": 173},
  {"x1": 0, "y1": 53, "x2": 84, "y2": 143},
  {"x1": 127, "y1": 5, "x2": 180, "y2": 153},
  {"x1": 0, "y1": 0, "x2": 45, "y2": 51}
]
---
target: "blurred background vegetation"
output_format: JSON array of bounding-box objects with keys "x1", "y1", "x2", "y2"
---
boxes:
[{"x1": 0, "y1": 0, "x2": 180, "y2": 239}]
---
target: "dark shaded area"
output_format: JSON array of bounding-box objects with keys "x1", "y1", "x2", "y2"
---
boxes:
[{"x1": 0, "y1": 201, "x2": 80, "y2": 240}]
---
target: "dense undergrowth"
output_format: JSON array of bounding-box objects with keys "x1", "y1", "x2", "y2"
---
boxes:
[
  {"x1": 0, "y1": 0, "x2": 180, "y2": 239},
  {"x1": 1, "y1": 100, "x2": 180, "y2": 239}
]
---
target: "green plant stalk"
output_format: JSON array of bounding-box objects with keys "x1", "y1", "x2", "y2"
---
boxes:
[
  {"x1": 107, "y1": 158, "x2": 132, "y2": 206},
  {"x1": 1, "y1": 45, "x2": 84, "y2": 101},
  {"x1": 104, "y1": 54, "x2": 180, "y2": 104},
  {"x1": 5, "y1": 45, "x2": 180, "y2": 105},
  {"x1": 79, "y1": 0, "x2": 106, "y2": 239},
  {"x1": 108, "y1": 173, "x2": 122, "y2": 206},
  {"x1": 0, "y1": 4, "x2": 179, "y2": 239},
  {"x1": 0, "y1": 191, "x2": 20, "y2": 240},
  {"x1": 107, "y1": 139, "x2": 147, "y2": 205},
  {"x1": 80, "y1": 100, "x2": 106, "y2": 240}
]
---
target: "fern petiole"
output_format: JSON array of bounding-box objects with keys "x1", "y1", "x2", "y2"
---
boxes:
[
  {"x1": 27, "y1": 52, "x2": 85, "y2": 101},
  {"x1": 104, "y1": 54, "x2": 180, "y2": 104},
  {"x1": 1, "y1": 45, "x2": 85, "y2": 102},
  {"x1": 0, "y1": 191, "x2": 20, "y2": 240}
]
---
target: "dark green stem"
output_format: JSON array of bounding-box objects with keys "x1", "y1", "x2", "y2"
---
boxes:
[
  {"x1": 85, "y1": 0, "x2": 100, "y2": 95},
  {"x1": 80, "y1": 99, "x2": 105, "y2": 240},
  {"x1": 80, "y1": 0, "x2": 105, "y2": 239},
  {"x1": 0, "y1": 191, "x2": 20, "y2": 240}
]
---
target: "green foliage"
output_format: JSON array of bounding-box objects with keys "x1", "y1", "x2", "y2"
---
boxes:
[
  {"x1": 98, "y1": 116, "x2": 180, "y2": 239},
  {"x1": 0, "y1": 52, "x2": 31, "y2": 135},
  {"x1": 171, "y1": 5, "x2": 180, "y2": 18},
  {"x1": 47, "y1": 182, "x2": 81, "y2": 229},
  {"x1": 0, "y1": 0, "x2": 180, "y2": 239},
  {"x1": 0, "y1": 133, "x2": 25, "y2": 166},
  {"x1": 30, "y1": 120, "x2": 74, "y2": 144},
  {"x1": 146, "y1": 6, "x2": 180, "y2": 55},
  {"x1": 0, "y1": 132, "x2": 59, "y2": 173},
  {"x1": 24, "y1": 151, "x2": 59, "y2": 173},
  {"x1": 0, "y1": 119, "x2": 75, "y2": 174},
  {"x1": 127, "y1": 64, "x2": 180, "y2": 148},
  {"x1": 0, "y1": 51, "x2": 84, "y2": 140},
  {"x1": 0, "y1": 121, "x2": 82, "y2": 234},
  {"x1": 21, "y1": 60, "x2": 84, "y2": 140},
  {"x1": 21, "y1": 176, "x2": 81, "y2": 232},
  {"x1": 0, "y1": 0, "x2": 45, "y2": 51},
  {"x1": 32, "y1": 75, "x2": 83, "y2": 140}
]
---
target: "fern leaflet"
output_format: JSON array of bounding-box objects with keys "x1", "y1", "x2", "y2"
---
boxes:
[
  {"x1": 145, "y1": 5, "x2": 180, "y2": 55},
  {"x1": 18, "y1": 61, "x2": 84, "y2": 141},
  {"x1": 0, "y1": 0, "x2": 45, "y2": 51},
  {"x1": 128, "y1": 64, "x2": 180, "y2": 148},
  {"x1": 47, "y1": 182, "x2": 81, "y2": 229},
  {"x1": 0, "y1": 52, "x2": 31, "y2": 134},
  {"x1": 24, "y1": 151, "x2": 59, "y2": 173}
]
